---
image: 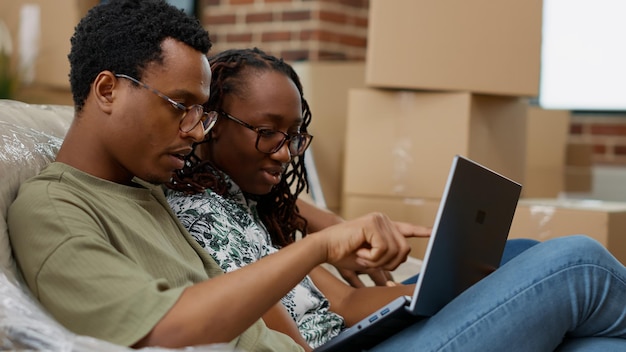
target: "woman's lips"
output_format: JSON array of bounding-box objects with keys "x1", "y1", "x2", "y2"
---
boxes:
[{"x1": 262, "y1": 167, "x2": 284, "y2": 185}]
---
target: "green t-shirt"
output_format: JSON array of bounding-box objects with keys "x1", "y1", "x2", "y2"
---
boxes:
[{"x1": 8, "y1": 162, "x2": 302, "y2": 351}]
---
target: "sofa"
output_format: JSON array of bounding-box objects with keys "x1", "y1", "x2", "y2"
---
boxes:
[{"x1": 0, "y1": 99, "x2": 236, "y2": 351}]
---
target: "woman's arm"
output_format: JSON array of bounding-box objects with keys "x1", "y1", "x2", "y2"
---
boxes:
[
  {"x1": 308, "y1": 265, "x2": 414, "y2": 327},
  {"x1": 297, "y1": 198, "x2": 344, "y2": 232},
  {"x1": 263, "y1": 303, "x2": 312, "y2": 351}
]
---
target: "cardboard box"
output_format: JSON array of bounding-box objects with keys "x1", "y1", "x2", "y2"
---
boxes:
[
  {"x1": 564, "y1": 166, "x2": 593, "y2": 193},
  {"x1": 343, "y1": 88, "x2": 527, "y2": 199},
  {"x1": 562, "y1": 143, "x2": 593, "y2": 193},
  {"x1": 0, "y1": 0, "x2": 96, "y2": 89},
  {"x1": 523, "y1": 168, "x2": 565, "y2": 199},
  {"x1": 292, "y1": 62, "x2": 366, "y2": 213},
  {"x1": 522, "y1": 106, "x2": 570, "y2": 198},
  {"x1": 510, "y1": 198, "x2": 626, "y2": 264},
  {"x1": 365, "y1": 0, "x2": 542, "y2": 96},
  {"x1": 566, "y1": 143, "x2": 593, "y2": 167},
  {"x1": 525, "y1": 106, "x2": 570, "y2": 169},
  {"x1": 341, "y1": 194, "x2": 440, "y2": 259}
]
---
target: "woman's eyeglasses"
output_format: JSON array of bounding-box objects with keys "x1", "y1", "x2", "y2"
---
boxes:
[
  {"x1": 219, "y1": 111, "x2": 313, "y2": 156},
  {"x1": 115, "y1": 74, "x2": 217, "y2": 135}
]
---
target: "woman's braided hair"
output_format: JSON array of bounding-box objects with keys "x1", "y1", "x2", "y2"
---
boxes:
[{"x1": 168, "y1": 48, "x2": 311, "y2": 247}]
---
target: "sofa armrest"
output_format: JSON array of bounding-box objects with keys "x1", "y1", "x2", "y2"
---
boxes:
[{"x1": 0, "y1": 99, "x2": 73, "y2": 281}]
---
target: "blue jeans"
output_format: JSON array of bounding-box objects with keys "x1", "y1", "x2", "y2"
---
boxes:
[{"x1": 374, "y1": 235, "x2": 626, "y2": 351}]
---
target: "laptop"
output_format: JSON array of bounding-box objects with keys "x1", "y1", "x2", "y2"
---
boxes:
[{"x1": 314, "y1": 155, "x2": 522, "y2": 352}]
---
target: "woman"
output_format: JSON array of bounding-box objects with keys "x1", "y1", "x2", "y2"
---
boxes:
[
  {"x1": 166, "y1": 48, "x2": 425, "y2": 350},
  {"x1": 166, "y1": 48, "x2": 626, "y2": 351}
]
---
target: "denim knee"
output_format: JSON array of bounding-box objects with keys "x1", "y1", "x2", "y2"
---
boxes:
[{"x1": 542, "y1": 235, "x2": 615, "y2": 266}]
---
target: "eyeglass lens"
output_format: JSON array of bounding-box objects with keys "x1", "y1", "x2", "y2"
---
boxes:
[
  {"x1": 180, "y1": 108, "x2": 217, "y2": 135},
  {"x1": 115, "y1": 74, "x2": 215, "y2": 135},
  {"x1": 257, "y1": 132, "x2": 311, "y2": 156}
]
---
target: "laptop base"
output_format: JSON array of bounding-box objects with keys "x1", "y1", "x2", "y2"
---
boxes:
[{"x1": 314, "y1": 296, "x2": 423, "y2": 352}]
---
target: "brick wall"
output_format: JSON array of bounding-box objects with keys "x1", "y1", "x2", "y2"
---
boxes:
[
  {"x1": 199, "y1": 0, "x2": 369, "y2": 61},
  {"x1": 570, "y1": 112, "x2": 626, "y2": 165}
]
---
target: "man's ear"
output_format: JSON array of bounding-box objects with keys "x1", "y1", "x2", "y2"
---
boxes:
[{"x1": 92, "y1": 71, "x2": 117, "y2": 113}]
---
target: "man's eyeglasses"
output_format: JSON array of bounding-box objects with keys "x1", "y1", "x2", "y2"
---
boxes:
[
  {"x1": 219, "y1": 111, "x2": 313, "y2": 156},
  {"x1": 115, "y1": 74, "x2": 217, "y2": 135}
]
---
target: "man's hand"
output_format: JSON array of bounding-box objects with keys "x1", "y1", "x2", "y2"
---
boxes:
[
  {"x1": 393, "y1": 221, "x2": 432, "y2": 239},
  {"x1": 315, "y1": 213, "x2": 430, "y2": 275},
  {"x1": 334, "y1": 221, "x2": 431, "y2": 287}
]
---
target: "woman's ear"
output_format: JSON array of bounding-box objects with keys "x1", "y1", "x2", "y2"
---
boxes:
[{"x1": 209, "y1": 119, "x2": 223, "y2": 140}]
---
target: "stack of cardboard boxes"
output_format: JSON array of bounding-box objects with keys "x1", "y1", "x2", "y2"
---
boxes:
[
  {"x1": 292, "y1": 62, "x2": 367, "y2": 215},
  {"x1": 340, "y1": 0, "x2": 570, "y2": 259},
  {"x1": 509, "y1": 141, "x2": 626, "y2": 263}
]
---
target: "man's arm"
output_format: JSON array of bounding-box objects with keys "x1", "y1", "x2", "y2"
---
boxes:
[{"x1": 135, "y1": 212, "x2": 414, "y2": 348}]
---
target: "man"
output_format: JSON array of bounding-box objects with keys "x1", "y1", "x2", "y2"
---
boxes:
[{"x1": 7, "y1": 0, "x2": 412, "y2": 349}]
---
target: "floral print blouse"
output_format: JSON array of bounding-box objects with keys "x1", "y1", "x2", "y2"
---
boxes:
[{"x1": 166, "y1": 175, "x2": 345, "y2": 348}]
